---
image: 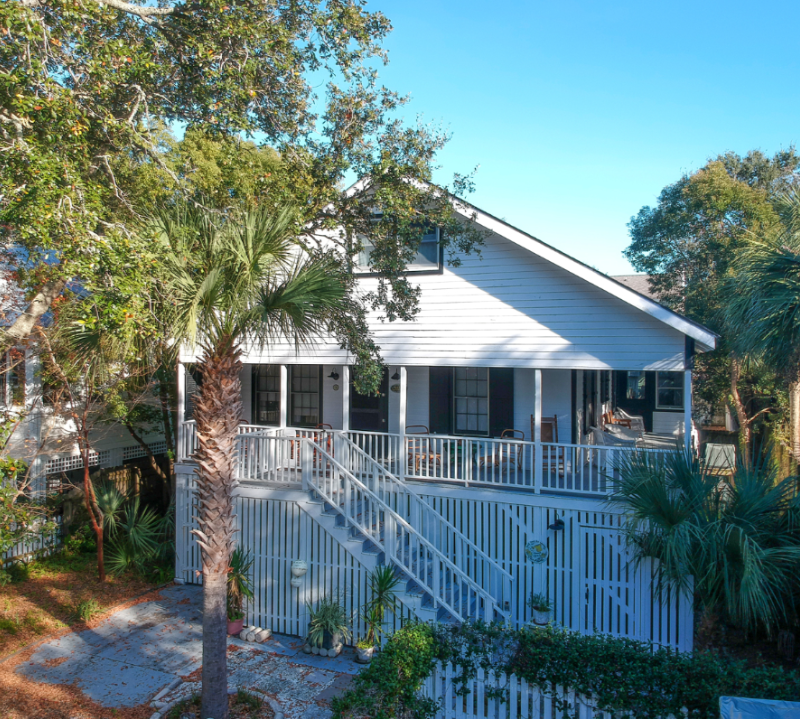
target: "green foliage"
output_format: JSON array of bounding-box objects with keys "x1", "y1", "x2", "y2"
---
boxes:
[
  {"x1": 105, "y1": 499, "x2": 173, "y2": 580},
  {"x1": 307, "y1": 594, "x2": 351, "y2": 647},
  {"x1": 0, "y1": 455, "x2": 56, "y2": 558},
  {"x1": 5, "y1": 560, "x2": 30, "y2": 583},
  {"x1": 361, "y1": 565, "x2": 400, "y2": 645},
  {"x1": 625, "y1": 150, "x2": 800, "y2": 446},
  {"x1": 234, "y1": 688, "x2": 261, "y2": 711},
  {"x1": 74, "y1": 598, "x2": 101, "y2": 623},
  {"x1": 227, "y1": 547, "x2": 254, "y2": 621},
  {"x1": 336, "y1": 621, "x2": 800, "y2": 719},
  {"x1": 63, "y1": 525, "x2": 97, "y2": 555},
  {"x1": 527, "y1": 592, "x2": 551, "y2": 612},
  {"x1": 725, "y1": 190, "x2": 800, "y2": 375},
  {"x1": 611, "y1": 450, "x2": 800, "y2": 632},
  {"x1": 332, "y1": 622, "x2": 441, "y2": 719}
]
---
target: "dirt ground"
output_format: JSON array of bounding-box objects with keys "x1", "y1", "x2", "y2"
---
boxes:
[{"x1": 0, "y1": 550, "x2": 156, "y2": 659}]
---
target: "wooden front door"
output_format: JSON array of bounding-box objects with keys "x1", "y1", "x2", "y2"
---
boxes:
[{"x1": 350, "y1": 369, "x2": 389, "y2": 432}]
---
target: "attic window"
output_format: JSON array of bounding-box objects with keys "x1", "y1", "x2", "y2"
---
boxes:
[{"x1": 354, "y1": 220, "x2": 441, "y2": 275}]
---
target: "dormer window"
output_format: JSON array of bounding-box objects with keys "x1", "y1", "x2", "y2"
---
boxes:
[{"x1": 354, "y1": 220, "x2": 442, "y2": 275}]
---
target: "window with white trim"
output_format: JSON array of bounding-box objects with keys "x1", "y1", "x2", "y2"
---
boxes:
[
  {"x1": 453, "y1": 367, "x2": 489, "y2": 435},
  {"x1": 355, "y1": 221, "x2": 441, "y2": 274},
  {"x1": 656, "y1": 371, "x2": 684, "y2": 409},
  {"x1": 290, "y1": 366, "x2": 320, "y2": 427},
  {"x1": 253, "y1": 365, "x2": 280, "y2": 425}
]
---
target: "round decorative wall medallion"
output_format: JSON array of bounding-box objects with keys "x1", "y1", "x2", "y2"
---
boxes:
[
  {"x1": 525, "y1": 540, "x2": 549, "y2": 564},
  {"x1": 390, "y1": 384, "x2": 401, "y2": 393},
  {"x1": 291, "y1": 560, "x2": 308, "y2": 577},
  {"x1": 332, "y1": 384, "x2": 340, "y2": 391}
]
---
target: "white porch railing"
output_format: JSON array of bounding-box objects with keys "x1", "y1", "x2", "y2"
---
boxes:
[
  {"x1": 300, "y1": 437, "x2": 505, "y2": 623},
  {"x1": 336, "y1": 434, "x2": 514, "y2": 618},
  {"x1": 179, "y1": 422, "x2": 677, "y2": 496}
]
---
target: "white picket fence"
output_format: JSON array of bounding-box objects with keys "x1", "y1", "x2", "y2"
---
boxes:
[
  {"x1": 2, "y1": 516, "x2": 63, "y2": 567},
  {"x1": 423, "y1": 662, "x2": 613, "y2": 719}
]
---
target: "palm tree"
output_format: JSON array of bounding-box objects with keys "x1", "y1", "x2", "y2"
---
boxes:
[
  {"x1": 154, "y1": 203, "x2": 347, "y2": 719},
  {"x1": 610, "y1": 450, "x2": 800, "y2": 633},
  {"x1": 725, "y1": 190, "x2": 800, "y2": 461}
]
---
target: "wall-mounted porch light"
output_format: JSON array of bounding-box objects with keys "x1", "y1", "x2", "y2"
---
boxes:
[
  {"x1": 391, "y1": 370, "x2": 400, "y2": 381},
  {"x1": 327, "y1": 371, "x2": 340, "y2": 381}
]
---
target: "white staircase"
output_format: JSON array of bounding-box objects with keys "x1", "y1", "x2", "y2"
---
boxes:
[{"x1": 290, "y1": 434, "x2": 512, "y2": 625}]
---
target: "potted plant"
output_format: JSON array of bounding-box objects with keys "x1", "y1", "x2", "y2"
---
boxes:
[
  {"x1": 528, "y1": 591, "x2": 552, "y2": 625},
  {"x1": 306, "y1": 595, "x2": 351, "y2": 657},
  {"x1": 227, "y1": 547, "x2": 254, "y2": 635},
  {"x1": 355, "y1": 566, "x2": 401, "y2": 663}
]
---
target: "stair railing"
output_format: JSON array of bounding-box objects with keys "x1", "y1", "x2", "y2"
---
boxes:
[
  {"x1": 294, "y1": 436, "x2": 502, "y2": 624},
  {"x1": 334, "y1": 433, "x2": 513, "y2": 621}
]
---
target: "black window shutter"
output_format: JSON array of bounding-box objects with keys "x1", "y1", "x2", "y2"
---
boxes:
[
  {"x1": 489, "y1": 368, "x2": 514, "y2": 438},
  {"x1": 428, "y1": 366, "x2": 452, "y2": 434}
]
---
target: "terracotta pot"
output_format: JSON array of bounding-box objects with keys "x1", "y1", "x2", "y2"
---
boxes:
[{"x1": 227, "y1": 617, "x2": 245, "y2": 635}]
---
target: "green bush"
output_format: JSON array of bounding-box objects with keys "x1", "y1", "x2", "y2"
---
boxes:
[
  {"x1": 335, "y1": 621, "x2": 800, "y2": 719},
  {"x1": 332, "y1": 622, "x2": 441, "y2": 719},
  {"x1": 5, "y1": 560, "x2": 30, "y2": 583},
  {"x1": 63, "y1": 524, "x2": 96, "y2": 555}
]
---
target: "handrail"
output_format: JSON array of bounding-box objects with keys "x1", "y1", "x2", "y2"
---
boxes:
[
  {"x1": 339, "y1": 434, "x2": 513, "y2": 585},
  {"x1": 298, "y1": 436, "x2": 503, "y2": 623}
]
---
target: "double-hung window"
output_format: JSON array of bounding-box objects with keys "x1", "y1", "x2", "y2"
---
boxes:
[
  {"x1": 290, "y1": 366, "x2": 320, "y2": 427},
  {"x1": 656, "y1": 371, "x2": 684, "y2": 409},
  {"x1": 253, "y1": 365, "x2": 280, "y2": 425},
  {"x1": 454, "y1": 367, "x2": 489, "y2": 435}
]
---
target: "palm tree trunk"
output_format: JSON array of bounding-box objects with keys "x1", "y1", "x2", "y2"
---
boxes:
[
  {"x1": 790, "y1": 375, "x2": 800, "y2": 466},
  {"x1": 192, "y1": 343, "x2": 242, "y2": 719}
]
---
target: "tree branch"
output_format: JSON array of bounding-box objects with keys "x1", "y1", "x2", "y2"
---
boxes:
[
  {"x1": 1, "y1": 278, "x2": 66, "y2": 350},
  {"x1": 18, "y1": 0, "x2": 174, "y2": 24}
]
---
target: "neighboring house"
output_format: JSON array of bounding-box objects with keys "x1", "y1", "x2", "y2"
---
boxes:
[
  {"x1": 175, "y1": 192, "x2": 717, "y2": 652},
  {"x1": 0, "y1": 275, "x2": 167, "y2": 495}
]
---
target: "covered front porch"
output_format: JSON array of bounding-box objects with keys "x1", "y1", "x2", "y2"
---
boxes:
[{"x1": 177, "y1": 363, "x2": 690, "y2": 498}]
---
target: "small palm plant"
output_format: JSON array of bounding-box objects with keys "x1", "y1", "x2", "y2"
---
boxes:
[
  {"x1": 307, "y1": 594, "x2": 351, "y2": 655},
  {"x1": 356, "y1": 565, "x2": 400, "y2": 662},
  {"x1": 226, "y1": 547, "x2": 254, "y2": 630},
  {"x1": 610, "y1": 449, "x2": 800, "y2": 633}
]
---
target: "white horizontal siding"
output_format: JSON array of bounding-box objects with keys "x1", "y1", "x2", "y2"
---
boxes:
[
  {"x1": 186, "y1": 228, "x2": 688, "y2": 371},
  {"x1": 406, "y1": 366, "x2": 430, "y2": 430},
  {"x1": 652, "y1": 411, "x2": 684, "y2": 437},
  {"x1": 542, "y1": 369, "x2": 573, "y2": 443},
  {"x1": 321, "y1": 365, "x2": 344, "y2": 428}
]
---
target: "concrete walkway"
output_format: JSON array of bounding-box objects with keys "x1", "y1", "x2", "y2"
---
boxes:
[{"x1": 14, "y1": 584, "x2": 360, "y2": 718}]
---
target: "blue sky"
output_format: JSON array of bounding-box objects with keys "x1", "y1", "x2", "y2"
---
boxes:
[{"x1": 362, "y1": 0, "x2": 799, "y2": 274}]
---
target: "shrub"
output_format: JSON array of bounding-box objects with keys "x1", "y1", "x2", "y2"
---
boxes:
[
  {"x1": 335, "y1": 621, "x2": 800, "y2": 719},
  {"x1": 5, "y1": 560, "x2": 30, "y2": 583},
  {"x1": 63, "y1": 525, "x2": 96, "y2": 555},
  {"x1": 332, "y1": 622, "x2": 441, "y2": 719}
]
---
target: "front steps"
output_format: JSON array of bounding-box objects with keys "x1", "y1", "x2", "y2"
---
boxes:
[{"x1": 297, "y1": 489, "x2": 488, "y2": 625}]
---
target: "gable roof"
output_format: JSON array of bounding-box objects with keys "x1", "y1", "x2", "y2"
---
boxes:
[
  {"x1": 339, "y1": 178, "x2": 718, "y2": 352},
  {"x1": 446, "y1": 197, "x2": 718, "y2": 352}
]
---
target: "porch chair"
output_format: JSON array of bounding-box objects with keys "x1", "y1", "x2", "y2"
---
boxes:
[
  {"x1": 406, "y1": 425, "x2": 442, "y2": 474},
  {"x1": 533, "y1": 415, "x2": 565, "y2": 477},
  {"x1": 613, "y1": 408, "x2": 645, "y2": 433},
  {"x1": 602, "y1": 411, "x2": 632, "y2": 429},
  {"x1": 477, "y1": 429, "x2": 525, "y2": 469}
]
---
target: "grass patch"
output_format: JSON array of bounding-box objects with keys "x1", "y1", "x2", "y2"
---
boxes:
[{"x1": 74, "y1": 599, "x2": 101, "y2": 623}]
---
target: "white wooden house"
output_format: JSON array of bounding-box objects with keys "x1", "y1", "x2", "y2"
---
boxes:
[{"x1": 174, "y1": 193, "x2": 717, "y2": 653}]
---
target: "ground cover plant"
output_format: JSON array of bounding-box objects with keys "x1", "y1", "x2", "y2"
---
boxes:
[
  {"x1": 165, "y1": 690, "x2": 275, "y2": 719},
  {"x1": 332, "y1": 622, "x2": 800, "y2": 719}
]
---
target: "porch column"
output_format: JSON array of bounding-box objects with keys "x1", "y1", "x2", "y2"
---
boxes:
[
  {"x1": 684, "y1": 369, "x2": 693, "y2": 453},
  {"x1": 279, "y1": 364, "x2": 288, "y2": 429},
  {"x1": 398, "y1": 366, "x2": 407, "y2": 437},
  {"x1": 176, "y1": 361, "x2": 186, "y2": 460},
  {"x1": 534, "y1": 368, "x2": 542, "y2": 493},
  {"x1": 341, "y1": 365, "x2": 350, "y2": 432}
]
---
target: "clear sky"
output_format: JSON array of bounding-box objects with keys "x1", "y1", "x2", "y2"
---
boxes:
[{"x1": 363, "y1": 0, "x2": 799, "y2": 275}]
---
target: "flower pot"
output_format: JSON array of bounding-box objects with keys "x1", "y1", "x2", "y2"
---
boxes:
[
  {"x1": 355, "y1": 646, "x2": 375, "y2": 664},
  {"x1": 532, "y1": 609, "x2": 551, "y2": 625},
  {"x1": 321, "y1": 630, "x2": 342, "y2": 651},
  {"x1": 227, "y1": 617, "x2": 245, "y2": 635}
]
